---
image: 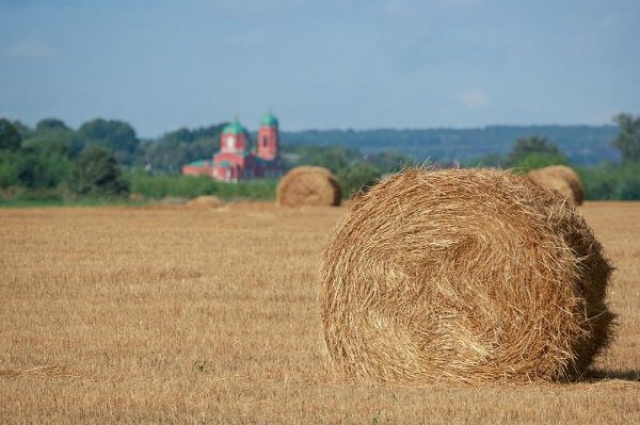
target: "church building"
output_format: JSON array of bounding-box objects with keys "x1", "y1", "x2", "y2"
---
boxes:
[{"x1": 182, "y1": 112, "x2": 282, "y2": 183}]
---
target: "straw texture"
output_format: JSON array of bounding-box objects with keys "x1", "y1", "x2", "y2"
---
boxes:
[
  {"x1": 527, "y1": 165, "x2": 585, "y2": 205},
  {"x1": 319, "y1": 167, "x2": 614, "y2": 382},
  {"x1": 277, "y1": 166, "x2": 342, "y2": 207}
]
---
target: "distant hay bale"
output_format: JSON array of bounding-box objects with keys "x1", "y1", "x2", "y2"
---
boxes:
[
  {"x1": 186, "y1": 195, "x2": 224, "y2": 209},
  {"x1": 319, "y1": 167, "x2": 615, "y2": 382},
  {"x1": 128, "y1": 193, "x2": 146, "y2": 203},
  {"x1": 527, "y1": 165, "x2": 585, "y2": 205},
  {"x1": 526, "y1": 170, "x2": 574, "y2": 202},
  {"x1": 277, "y1": 166, "x2": 342, "y2": 207}
]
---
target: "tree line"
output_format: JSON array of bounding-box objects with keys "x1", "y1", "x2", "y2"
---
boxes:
[
  {"x1": 281, "y1": 124, "x2": 620, "y2": 165},
  {"x1": 1, "y1": 113, "x2": 639, "y2": 204}
]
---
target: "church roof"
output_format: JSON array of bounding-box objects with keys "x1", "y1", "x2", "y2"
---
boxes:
[
  {"x1": 222, "y1": 120, "x2": 249, "y2": 135},
  {"x1": 185, "y1": 159, "x2": 212, "y2": 167},
  {"x1": 260, "y1": 112, "x2": 278, "y2": 128}
]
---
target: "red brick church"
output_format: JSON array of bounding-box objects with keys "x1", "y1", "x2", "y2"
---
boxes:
[{"x1": 181, "y1": 112, "x2": 282, "y2": 182}]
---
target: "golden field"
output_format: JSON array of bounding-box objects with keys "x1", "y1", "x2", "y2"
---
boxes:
[{"x1": 1, "y1": 201, "x2": 639, "y2": 424}]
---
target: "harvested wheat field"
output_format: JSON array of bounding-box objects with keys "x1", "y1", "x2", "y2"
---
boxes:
[{"x1": 1, "y1": 200, "x2": 639, "y2": 424}]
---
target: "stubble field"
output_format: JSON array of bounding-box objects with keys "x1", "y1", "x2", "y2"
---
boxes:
[{"x1": 0, "y1": 201, "x2": 639, "y2": 424}]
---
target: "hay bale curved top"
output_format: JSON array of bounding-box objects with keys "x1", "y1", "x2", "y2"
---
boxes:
[
  {"x1": 277, "y1": 166, "x2": 342, "y2": 207},
  {"x1": 319, "y1": 167, "x2": 614, "y2": 383},
  {"x1": 526, "y1": 169, "x2": 574, "y2": 202},
  {"x1": 527, "y1": 165, "x2": 585, "y2": 205},
  {"x1": 185, "y1": 195, "x2": 224, "y2": 209}
]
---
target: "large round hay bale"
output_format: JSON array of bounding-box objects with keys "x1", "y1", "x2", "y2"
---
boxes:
[
  {"x1": 319, "y1": 167, "x2": 614, "y2": 382},
  {"x1": 277, "y1": 166, "x2": 342, "y2": 207},
  {"x1": 528, "y1": 165, "x2": 585, "y2": 205}
]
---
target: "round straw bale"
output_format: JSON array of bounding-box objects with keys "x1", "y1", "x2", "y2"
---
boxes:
[
  {"x1": 277, "y1": 166, "x2": 342, "y2": 207},
  {"x1": 185, "y1": 195, "x2": 224, "y2": 209},
  {"x1": 526, "y1": 169, "x2": 574, "y2": 202},
  {"x1": 319, "y1": 167, "x2": 614, "y2": 382},
  {"x1": 528, "y1": 165, "x2": 585, "y2": 205}
]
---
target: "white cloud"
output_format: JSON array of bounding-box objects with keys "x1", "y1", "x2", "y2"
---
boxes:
[
  {"x1": 459, "y1": 89, "x2": 488, "y2": 109},
  {"x1": 8, "y1": 37, "x2": 56, "y2": 60}
]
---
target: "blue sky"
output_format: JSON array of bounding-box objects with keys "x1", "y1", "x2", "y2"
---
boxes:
[{"x1": 1, "y1": 0, "x2": 639, "y2": 138}]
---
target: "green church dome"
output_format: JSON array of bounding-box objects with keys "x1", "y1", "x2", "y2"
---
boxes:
[
  {"x1": 260, "y1": 112, "x2": 279, "y2": 128},
  {"x1": 222, "y1": 120, "x2": 248, "y2": 135}
]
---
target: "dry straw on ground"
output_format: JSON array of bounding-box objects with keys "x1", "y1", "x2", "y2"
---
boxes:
[
  {"x1": 277, "y1": 166, "x2": 342, "y2": 207},
  {"x1": 0, "y1": 365, "x2": 84, "y2": 379},
  {"x1": 527, "y1": 165, "x2": 585, "y2": 205},
  {"x1": 319, "y1": 167, "x2": 615, "y2": 383}
]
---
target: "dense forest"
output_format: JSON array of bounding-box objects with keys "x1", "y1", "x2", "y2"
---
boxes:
[
  {"x1": 1, "y1": 114, "x2": 639, "y2": 204},
  {"x1": 282, "y1": 125, "x2": 620, "y2": 166}
]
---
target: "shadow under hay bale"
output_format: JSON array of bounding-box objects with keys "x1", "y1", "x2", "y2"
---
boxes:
[
  {"x1": 319, "y1": 167, "x2": 615, "y2": 383},
  {"x1": 527, "y1": 165, "x2": 585, "y2": 205},
  {"x1": 277, "y1": 166, "x2": 342, "y2": 207}
]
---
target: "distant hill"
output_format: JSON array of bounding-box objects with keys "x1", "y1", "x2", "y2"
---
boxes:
[{"x1": 280, "y1": 125, "x2": 619, "y2": 166}]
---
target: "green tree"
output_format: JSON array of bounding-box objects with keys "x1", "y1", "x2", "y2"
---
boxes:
[
  {"x1": 78, "y1": 118, "x2": 139, "y2": 165},
  {"x1": 36, "y1": 118, "x2": 69, "y2": 132},
  {"x1": 367, "y1": 150, "x2": 414, "y2": 173},
  {"x1": 136, "y1": 123, "x2": 225, "y2": 174},
  {"x1": 616, "y1": 178, "x2": 640, "y2": 200},
  {"x1": 307, "y1": 146, "x2": 352, "y2": 172},
  {"x1": 611, "y1": 113, "x2": 640, "y2": 163},
  {"x1": 23, "y1": 136, "x2": 76, "y2": 159},
  {"x1": 511, "y1": 152, "x2": 570, "y2": 173},
  {"x1": 0, "y1": 150, "x2": 22, "y2": 188},
  {"x1": 68, "y1": 147, "x2": 129, "y2": 197},
  {"x1": 506, "y1": 136, "x2": 567, "y2": 167},
  {"x1": 337, "y1": 161, "x2": 382, "y2": 198},
  {"x1": 17, "y1": 151, "x2": 71, "y2": 189},
  {"x1": 26, "y1": 118, "x2": 84, "y2": 158},
  {"x1": 0, "y1": 118, "x2": 22, "y2": 151},
  {"x1": 614, "y1": 161, "x2": 640, "y2": 200},
  {"x1": 163, "y1": 127, "x2": 194, "y2": 146},
  {"x1": 10, "y1": 120, "x2": 34, "y2": 140},
  {"x1": 284, "y1": 145, "x2": 358, "y2": 173}
]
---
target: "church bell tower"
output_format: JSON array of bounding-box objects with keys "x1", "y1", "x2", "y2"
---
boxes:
[{"x1": 256, "y1": 111, "x2": 279, "y2": 161}]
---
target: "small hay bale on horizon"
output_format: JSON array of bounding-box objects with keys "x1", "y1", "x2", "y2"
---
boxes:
[
  {"x1": 185, "y1": 195, "x2": 224, "y2": 209},
  {"x1": 319, "y1": 167, "x2": 615, "y2": 383},
  {"x1": 527, "y1": 164, "x2": 585, "y2": 205},
  {"x1": 276, "y1": 166, "x2": 342, "y2": 207}
]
